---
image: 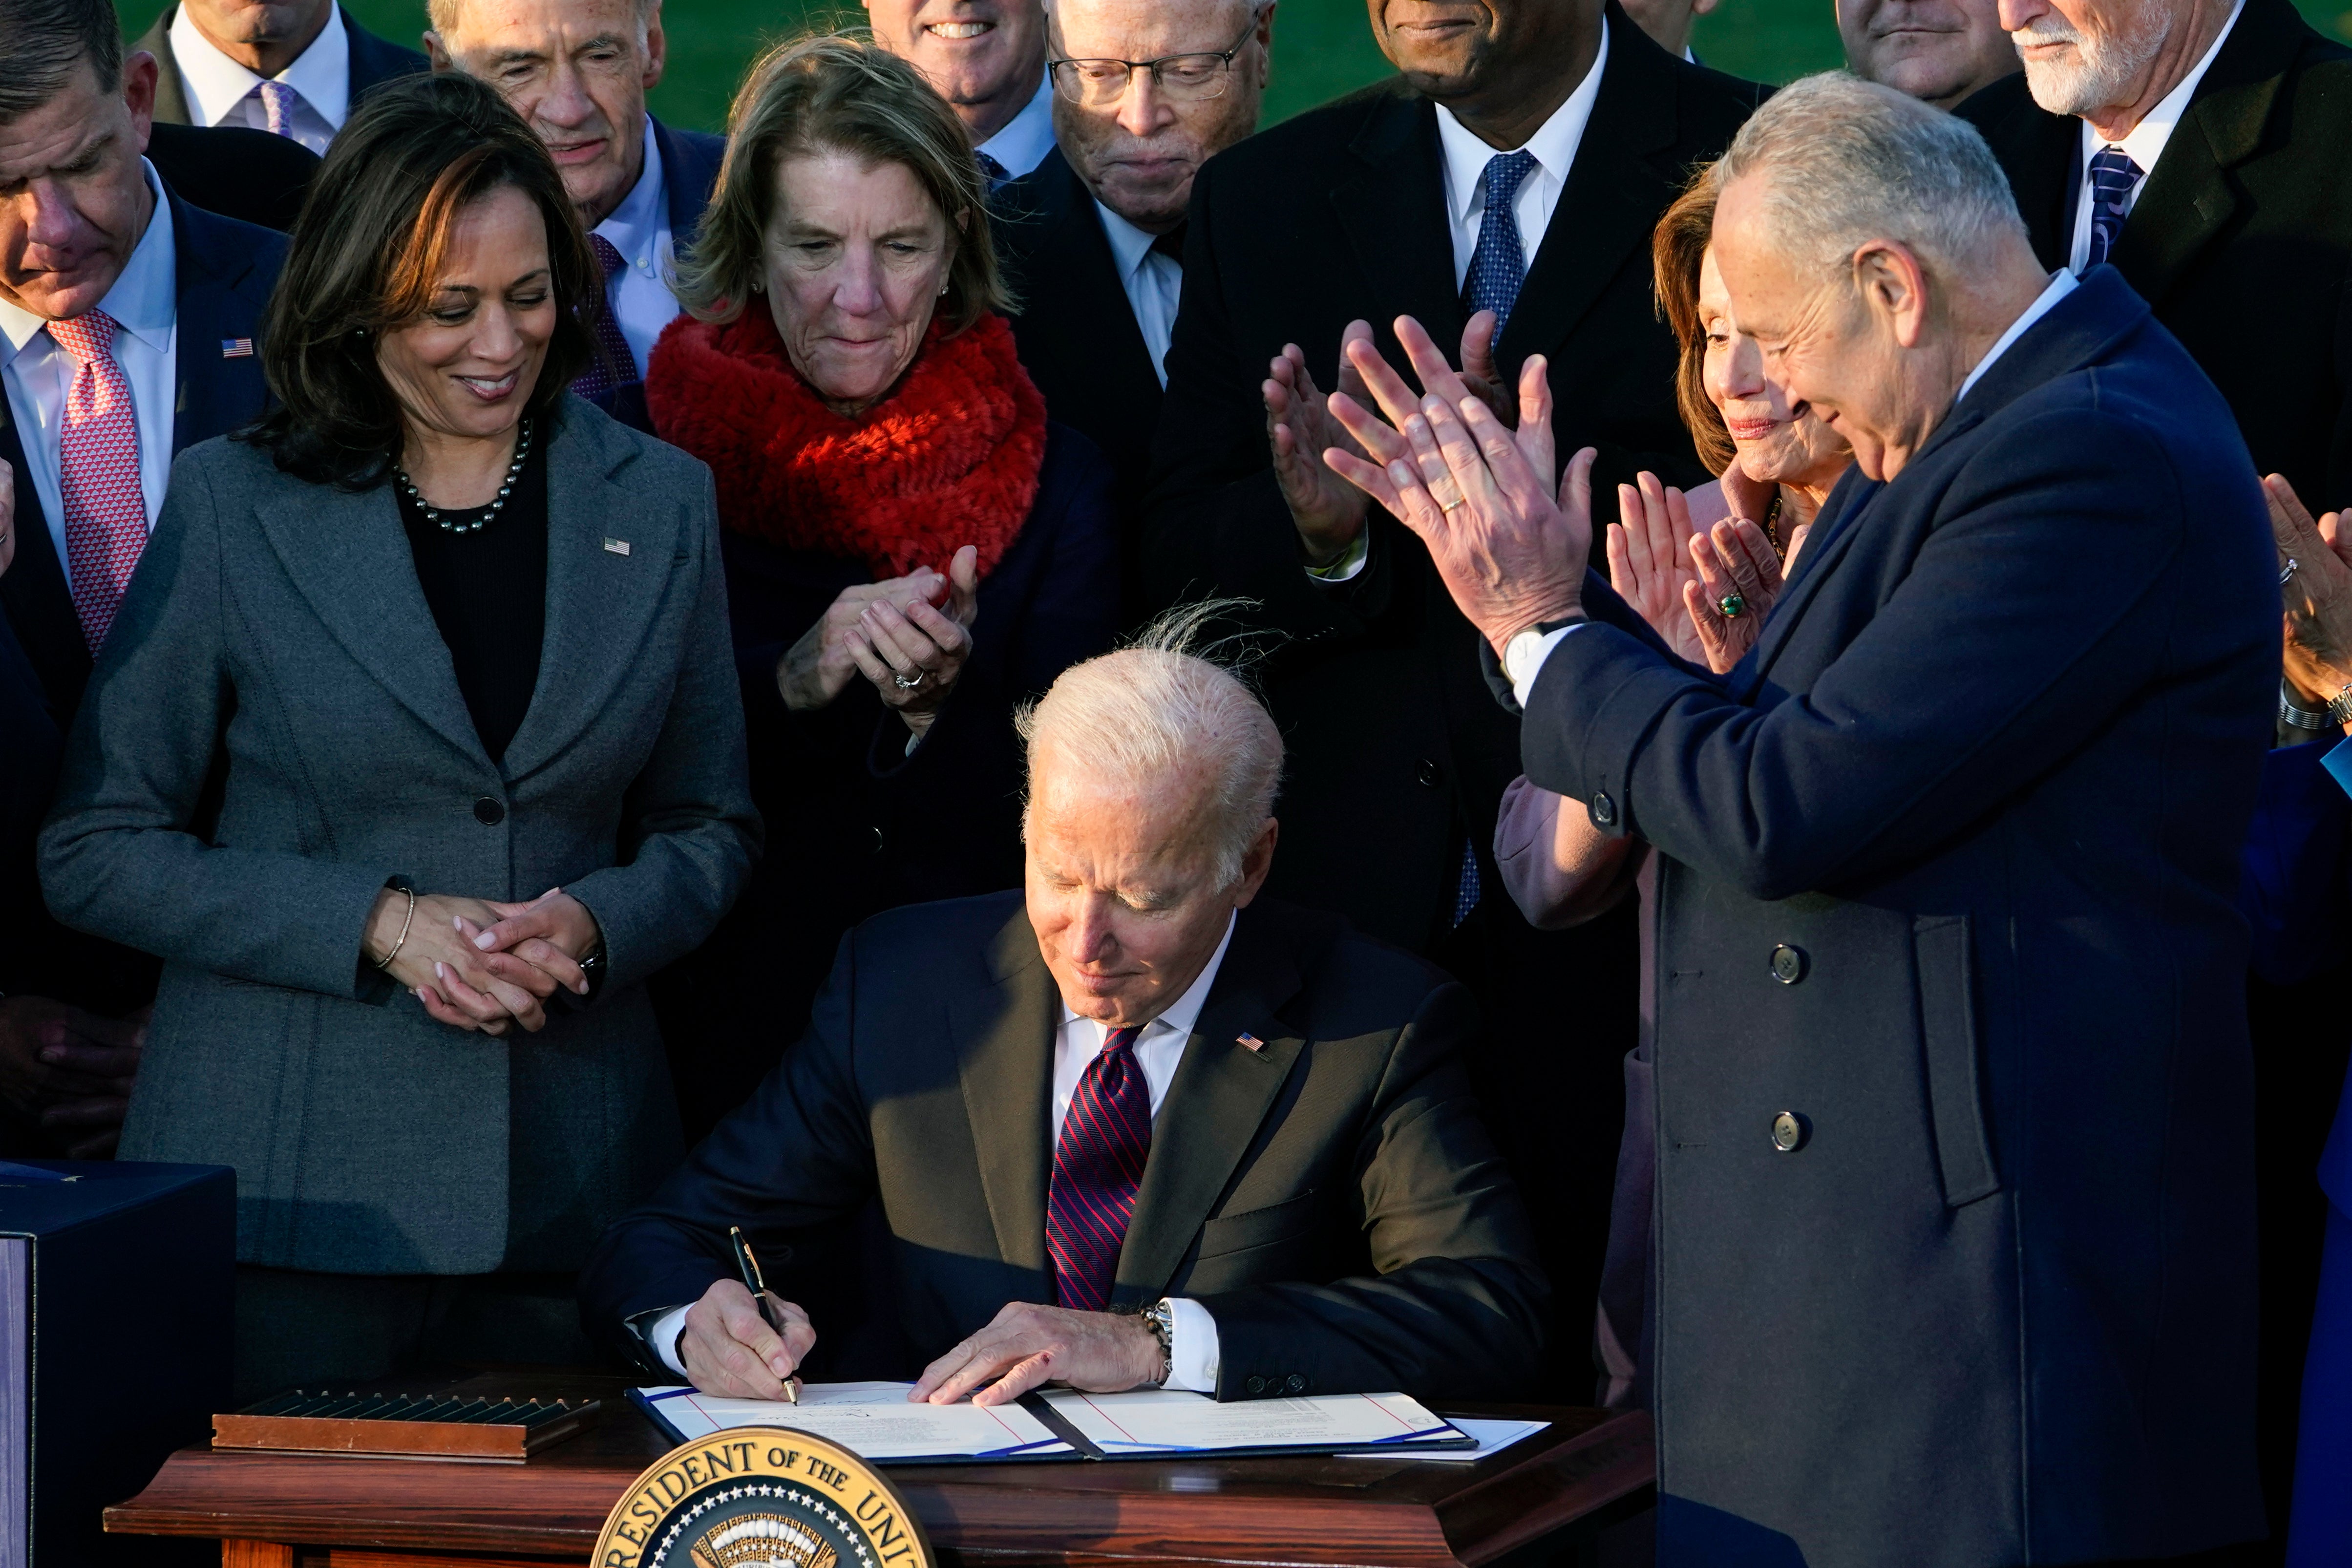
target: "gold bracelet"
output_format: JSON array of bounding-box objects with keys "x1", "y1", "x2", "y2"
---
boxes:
[{"x1": 373, "y1": 886, "x2": 417, "y2": 972}]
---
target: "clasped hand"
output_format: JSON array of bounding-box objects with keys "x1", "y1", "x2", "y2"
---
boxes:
[
  {"x1": 365, "y1": 886, "x2": 602, "y2": 1036},
  {"x1": 680, "y1": 1279, "x2": 1160, "y2": 1409},
  {"x1": 777, "y1": 547, "x2": 981, "y2": 740}
]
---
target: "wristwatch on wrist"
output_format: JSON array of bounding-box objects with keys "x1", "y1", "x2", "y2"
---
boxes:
[
  {"x1": 2326, "y1": 682, "x2": 2352, "y2": 727},
  {"x1": 2282, "y1": 679, "x2": 2333, "y2": 731},
  {"x1": 1137, "y1": 1298, "x2": 1175, "y2": 1389}
]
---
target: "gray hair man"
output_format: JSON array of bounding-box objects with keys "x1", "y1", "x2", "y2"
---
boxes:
[
  {"x1": 426, "y1": 0, "x2": 724, "y2": 416},
  {"x1": 132, "y1": 0, "x2": 426, "y2": 155},
  {"x1": 1837, "y1": 0, "x2": 2020, "y2": 108},
  {"x1": 865, "y1": 0, "x2": 1057, "y2": 183},
  {"x1": 992, "y1": 0, "x2": 1272, "y2": 529},
  {"x1": 1320, "y1": 72, "x2": 2273, "y2": 1566},
  {"x1": 581, "y1": 612, "x2": 1547, "y2": 1408}
]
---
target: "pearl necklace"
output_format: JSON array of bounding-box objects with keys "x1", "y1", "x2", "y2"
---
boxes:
[{"x1": 397, "y1": 418, "x2": 533, "y2": 534}]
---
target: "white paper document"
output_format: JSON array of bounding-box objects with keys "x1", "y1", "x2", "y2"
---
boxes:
[
  {"x1": 635, "y1": 1381, "x2": 1071, "y2": 1462},
  {"x1": 1041, "y1": 1387, "x2": 1469, "y2": 1455},
  {"x1": 1340, "y1": 1415, "x2": 1550, "y2": 1462}
]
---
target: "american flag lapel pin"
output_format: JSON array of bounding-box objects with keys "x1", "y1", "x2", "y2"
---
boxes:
[
  {"x1": 1236, "y1": 1032, "x2": 1265, "y2": 1053},
  {"x1": 221, "y1": 338, "x2": 253, "y2": 358},
  {"x1": 602, "y1": 538, "x2": 631, "y2": 555}
]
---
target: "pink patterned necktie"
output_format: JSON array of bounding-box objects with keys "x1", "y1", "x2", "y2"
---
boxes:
[
  {"x1": 570, "y1": 234, "x2": 640, "y2": 400},
  {"x1": 49, "y1": 310, "x2": 149, "y2": 654},
  {"x1": 256, "y1": 80, "x2": 297, "y2": 138},
  {"x1": 1046, "y1": 1025, "x2": 1154, "y2": 1312}
]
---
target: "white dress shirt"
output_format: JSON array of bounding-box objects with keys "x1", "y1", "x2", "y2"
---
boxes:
[
  {"x1": 1501, "y1": 268, "x2": 2087, "y2": 710},
  {"x1": 1432, "y1": 15, "x2": 1609, "y2": 290},
  {"x1": 0, "y1": 162, "x2": 180, "y2": 572},
  {"x1": 593, "y1": 121, "x2": 681, "y2": 380},
  {"x1": 653, "y1": 913, "x2": 1238, "y2": 1395},
  {"x1": 167, "y1": 0, "x2": 351, "y2": 156},
  {"x1": 2066, "y1": 0, "x2": 2243, "y2": 275},
  {"x1": 977, "y1": 73, "x2": 1058, "y2": 180},
  {"x1": 1093, "y1": 201, "x2": 1182, "y2": 386}
]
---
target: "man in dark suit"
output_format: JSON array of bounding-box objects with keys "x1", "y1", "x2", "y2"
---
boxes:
[
  {"x1": 134, "y1": 0, "x2": 426, "y2": 155},
  {"x1": 581, "y1": 629, "x2": 1546, "y2": 1404},
  {"x1": 0, "y1": 0, "x2": 286, "y2": 1158},
  {"x1": 429, "y1": 0, "x2": 723, "y2": 430},
  {"x1": 1957, "y1": 3, "x2": 2352, "y2": 1538},
  {"x1": 1330, "y1": 74, "x2": 2271, "y2": 1567},
  {"x1": 1140, "y1": 0, "x2": 1761, "y2": 1393},
  {"x1": 992, "y1": 0, "x2": 1273, "y2": 593}
]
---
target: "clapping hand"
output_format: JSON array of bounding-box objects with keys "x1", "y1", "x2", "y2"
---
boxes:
[
  {"x1": 777, "y1": 569, "x2": 957, "y2": 714},
  {"x1": 2268, "y1": 473, "x2": 2352, "y2": 711},
  {"x1": 1321, "y1": 320, "x2": 1590, "y2": 652},
  {"x1": 843, "y1": 544, "x2": 979, "y2": 740},
  {"x1": 1606, "y1": 476, "x2": 1706, "y2": 665}
]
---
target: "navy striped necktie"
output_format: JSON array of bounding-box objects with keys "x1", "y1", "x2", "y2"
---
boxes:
[
  {"x1": 2085, "y1": 146, "x2": 2143, "y2": 268},
  {"x1": 1047, "y1": 1025, "x2": 1152, "y2": 1312}
]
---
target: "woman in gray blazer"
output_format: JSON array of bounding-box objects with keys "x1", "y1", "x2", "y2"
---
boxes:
[{"x1": 38, "y1": 74, "x2": 758, "y2": 1398}]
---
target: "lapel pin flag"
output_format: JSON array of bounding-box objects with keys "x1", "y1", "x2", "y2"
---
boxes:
[
  {"x1": 221, "y1": 339, "x2": 253, "y2": 358},
  {"x1": 602, "y1": 538, "x2": 631, "y2": 555},
  {"x1": 1236, "y1": 1032, "x2": 1264, "y2": 1053}
]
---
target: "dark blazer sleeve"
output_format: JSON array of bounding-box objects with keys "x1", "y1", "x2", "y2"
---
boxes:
[
  {"x1": 1523, "y1": 405, "x2": 2254, "y2": 901},
  {"x1": 2241, "y1": 738, "x2": 2352, "y2": 986},
  {"x1": 1196, "y1": 980, "x2": 1551, "y2": 1403},
  {"x1": 37, "y1": 453, "x2": 397, "y2": 996},
  {"x1": 0, "y1": 609, "x2": 62, "y2": 997},
  {"x1": 567, "y1": 464, "x2": 762, "y2": 992},
  {"x1": 578, "y1": 928, "x2": 881, "y2": 1371}
]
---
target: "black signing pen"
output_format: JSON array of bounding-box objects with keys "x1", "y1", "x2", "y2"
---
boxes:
[{"x1": 729, "y1": 1225, "x2": 799, "y2": 1404}]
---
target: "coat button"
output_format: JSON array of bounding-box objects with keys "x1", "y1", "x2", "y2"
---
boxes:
[
  {"x1": 1770, "y1": 944, "x2": 1807, "y2": 984},
  {"x1": 473, "y1": 796, "x2": 505, "y2": 826},
  {"x1": 1284, "y1": 1374, "x2": 1306, "y2": 1393},
  {"x1": 1771, "y1": 1111, "x2": 1808, "y2": 1152},
  {"x1": 1245, "y1": 1375, "x2": 1266, "y2": 1395},
  {"x1": 1591, "y1": 791, "x2": 1617, "y2": 826},
  {"x1": 1415, "y1": 757, "x2": 1442, "y2": 789}
]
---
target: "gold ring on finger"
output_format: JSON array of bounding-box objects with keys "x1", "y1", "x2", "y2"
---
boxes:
[{"x1": 1428, "y1": 477, "x2": 1466, "y2": 512}]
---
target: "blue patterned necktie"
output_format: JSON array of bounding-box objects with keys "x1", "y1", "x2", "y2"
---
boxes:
[
  {"x1": 570, "y1": 234, "x2": 639, "y2": 401},
  {"x1": 977, "y1": 150, "x2": 1011, "y2": 192},
  {"x1": 2084, "y1": 146, "x2": 2144, "y2": 269},
  {"x1": 255, "y1": 80, "x2": 298, "y2": 139},
  {"x1": 1046, "y1": 1025, "x2": 1153, "y2": 1312},
  {"x1": 1462, "y1": 149, "x2": 1541, "y2": 333}
]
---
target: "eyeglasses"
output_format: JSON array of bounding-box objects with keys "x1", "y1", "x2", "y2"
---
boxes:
[{"x1": 1047, "y1": 16, "x2": 1262, "y2": 108}]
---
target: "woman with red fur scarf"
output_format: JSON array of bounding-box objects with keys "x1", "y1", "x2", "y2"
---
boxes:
[{"x1": 645, "y1": 37, "x2": 1117, "y2": 1143}]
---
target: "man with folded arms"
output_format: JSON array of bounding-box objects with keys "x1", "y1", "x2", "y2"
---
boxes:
[
  {"x1": 1321, "y1": 74, "x2": 2272, "y2": 1567},
  {"x1": 581, "y1": 617, "x2": 1546, "y2": 1405}
]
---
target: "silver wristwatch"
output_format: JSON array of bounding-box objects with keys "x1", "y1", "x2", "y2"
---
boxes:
[
  {"x1": 2282, "y1": 679, "x2": 2333, "y2": 731},
  {"x1": 1138, "y1": 1298, "x2": 1176, "y2": 1389}
]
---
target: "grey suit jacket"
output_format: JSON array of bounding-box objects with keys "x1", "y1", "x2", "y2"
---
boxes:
[
  {"x1": 39, "y1": 401, "x2": 759, "y2": 1275},
  {"x1": 582, "y1": 891, "x2": 1549, "y2": 1401}
]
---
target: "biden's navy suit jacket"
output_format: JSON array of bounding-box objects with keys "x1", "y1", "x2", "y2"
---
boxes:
[{"x1": 1515, "y1": 267, "x2": 2275, "y2": 1566}]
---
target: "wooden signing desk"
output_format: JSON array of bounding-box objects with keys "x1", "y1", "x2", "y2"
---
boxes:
[{"x1": 105, "y1": 1372, "x2": 1654, "y2": 1568}]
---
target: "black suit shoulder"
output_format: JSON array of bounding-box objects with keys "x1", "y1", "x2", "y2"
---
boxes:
[{"x1": 145, "y1": 123, "x2": 319, "y2": 233}]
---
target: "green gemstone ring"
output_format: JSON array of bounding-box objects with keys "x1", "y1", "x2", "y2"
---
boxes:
[{"x1": 1717, "y1": 593, "x2": 1747, "y2": 619}]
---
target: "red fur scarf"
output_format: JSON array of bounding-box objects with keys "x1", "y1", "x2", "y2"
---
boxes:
[{"x1": 646, "y1": 308, "x2": 1047, "y2": 580}]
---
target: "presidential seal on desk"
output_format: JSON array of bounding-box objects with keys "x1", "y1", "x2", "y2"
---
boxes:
[{"x1": 593, "y1": 1427, "x2": 933, "y2": 1568}]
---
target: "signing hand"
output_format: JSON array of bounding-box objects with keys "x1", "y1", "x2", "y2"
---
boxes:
[
  {"x1": 1605, "y1": 475, "x2": 1705, "y2": 665},
  {"x1": 909, "y1": 1303, "x2": 1164, "y2": 1408},
  {"x1": 1265, "y1": 322, "x2": 1378, "y2": 566},
  {"x1": 777, "y1": 571, "x2": 952, "y2": 714},
  {"x1": 2269, "y1": 474, "x2": 2352, "y2": 709},
  {"x1": 680, "y1": 1277, "x2": 815, "y2": 1400},
  {"x1": 1325, "y1": 345, "x2": 1591, "y2": 653},
  {"x1": 846, "y1": 545, "x2": 979, "y2": 741}
]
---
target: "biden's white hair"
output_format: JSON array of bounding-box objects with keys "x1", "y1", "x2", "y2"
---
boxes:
[
  {"x1": 1716, "y1": 71, "x2": 2025, "y2": 283},
  {"x1": 1017, "y1": 601, "x2": 1282, "y2": 890}
]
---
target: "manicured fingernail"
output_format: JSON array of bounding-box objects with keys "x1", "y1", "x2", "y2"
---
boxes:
[
  {"x1": 475, "y1": 930, "x2": 495, "y2": 949},
  {"x1": 434, "y1": 962, "x2": 447, "y2": 979}
]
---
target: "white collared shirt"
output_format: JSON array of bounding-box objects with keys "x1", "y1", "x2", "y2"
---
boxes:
[
  {"x1": 167, "y1": 0, "x2": 351, "y2": 156},
  {"x1": 0, "y1": 162, "x2": 180, "y2": 572},
  {"x1": 1432, "y1": 14, "x2": 1610, "y2": 290},
  {"x1": 977, "y1": 72, "x2": 1058, "y2": 180},
  {"x1": 652, "y1": 913, "x2": 1239, "y2": 1395},
  {"x1": 592, "y1": 120, "x2": 680, "y2": 380},
  {"x1": 2066, "y1": 0, "x2": 2243, "y2": 275},
  {"x1": 1093, "y1": 200, "x2": 1182, "y2": 387},
  {"x1": 1501, "y1": 267, "x2": 2089, "y2": 711}
]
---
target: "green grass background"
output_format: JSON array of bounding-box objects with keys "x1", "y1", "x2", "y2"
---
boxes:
[{"x1": 124, "y1": 0, "x2": 2352, "y2": 135}]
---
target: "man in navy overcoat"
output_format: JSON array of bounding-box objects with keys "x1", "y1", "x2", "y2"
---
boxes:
[{"x1": 1323, "y1": 73, "x2": 2275, "y2": 1568}]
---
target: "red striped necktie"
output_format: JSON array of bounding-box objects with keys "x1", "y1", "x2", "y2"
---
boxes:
[
  {"x1": 49, "y1": 310, "x2": 149, "y2": 654},
  {"x1": 1046, "y1": 1025, "x2": 1152, "y2": 1313}
]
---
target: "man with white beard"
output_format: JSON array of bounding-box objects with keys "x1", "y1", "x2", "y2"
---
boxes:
[{"x1": 1958, "y1": 7, "x2": 2352, "y2": 1554}]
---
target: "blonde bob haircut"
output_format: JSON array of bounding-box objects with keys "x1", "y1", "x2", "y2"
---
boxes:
[{"x1": 675, "y1": 32, "x2": 1011, "y2": 330}]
